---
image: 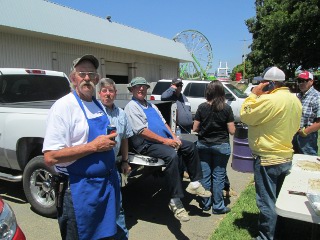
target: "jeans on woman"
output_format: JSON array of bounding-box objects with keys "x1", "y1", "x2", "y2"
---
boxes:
[
  {"x1": 196, "y1": 141, "x2": 231, "y2": 212},
  {"x1": 254, "y1": 156, "x2": 292, "y2": 240}
]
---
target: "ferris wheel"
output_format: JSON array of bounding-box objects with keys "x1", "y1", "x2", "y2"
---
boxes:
[{"x1": 173, "y1": 30, "x2": 213, "y2": 80}]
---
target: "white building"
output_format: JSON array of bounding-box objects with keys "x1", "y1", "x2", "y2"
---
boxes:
[{"x1": 0, "y1": 0, "x2": 192, "y2": 85}]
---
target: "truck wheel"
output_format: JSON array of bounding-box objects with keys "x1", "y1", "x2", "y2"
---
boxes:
[{"x1": 23, "y1": 156, "x2": 57, "y2": 218}]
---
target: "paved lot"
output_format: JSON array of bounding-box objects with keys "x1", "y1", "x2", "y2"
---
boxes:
[
  {"x1": 123, "y1": 163, "x2": 253, "y2": 240},
  {"x1": 1, "y1": 159, "x2": 253, "y2": 240}
]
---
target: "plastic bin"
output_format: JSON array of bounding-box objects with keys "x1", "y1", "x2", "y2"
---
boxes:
[{"x1": 231, "y1": 124, "x2": 254, "y2": 173}]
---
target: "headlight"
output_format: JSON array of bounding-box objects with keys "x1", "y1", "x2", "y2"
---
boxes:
[{"x1": 0, "y1": 199, "x2": 17, "y2": 240}]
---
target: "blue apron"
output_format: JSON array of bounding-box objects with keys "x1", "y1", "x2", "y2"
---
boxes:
[
  {"x1": 67, "y1": 91, "x2": 119, "y2": 240},
  {"x1": 134, "y1": 99, "x2": 173, "y2": 141}
]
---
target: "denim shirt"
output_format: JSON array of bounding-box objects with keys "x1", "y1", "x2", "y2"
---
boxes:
[{"x1": 103, "y1": 103, "x2": 133, "y2": 156}]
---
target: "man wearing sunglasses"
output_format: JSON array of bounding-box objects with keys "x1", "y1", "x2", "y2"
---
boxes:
[
  {"x1": 43, "y1": 55, "x2": 119, "y2": 240},
  {"x1": 161, "y1": 78, "x2": 193, "y2": 134},
  {"x1": 292, "y1": 71, "x2": 320, "y2": 155},
  {"x1": 125, "y1": 77, "x2": 211, "y2": 222}
]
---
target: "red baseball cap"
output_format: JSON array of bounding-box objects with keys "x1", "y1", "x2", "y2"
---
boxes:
[{"x1": 298, "y1": 71, "x2": 313, "y2": 80}]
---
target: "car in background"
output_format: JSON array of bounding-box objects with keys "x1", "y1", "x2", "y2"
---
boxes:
[
  {"x1": 244, "y1": 83, "x2": 254, "y2": 96},
  {"x1": 150, "y1": 79, "x2": 248, "y2": 122},
  {"x1": 0, "y1": 196, "x2": 26, "y2": 240}
]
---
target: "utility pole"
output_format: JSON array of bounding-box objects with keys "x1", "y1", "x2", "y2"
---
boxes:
[{"x1": 240, "y1": 39, "x2": 250, "y2": 81}]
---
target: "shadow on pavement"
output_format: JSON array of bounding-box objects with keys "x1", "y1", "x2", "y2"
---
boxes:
[
  {"x1": 0, "y1": 180, "x2": 27, "y2": 204},
  {"x1": 122, "y1": 174, "x2": 212, "y2": 240}
]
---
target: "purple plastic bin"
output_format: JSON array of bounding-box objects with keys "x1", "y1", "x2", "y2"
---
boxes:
[
  {"x1": 231, "y1": 154, "x2": 254, "y2": 173},
  {"x1": 233, "y1": 138, "x2": 253, "y2": 156},
  {"x1": 231, "y1": 125, "x2": 254, "y2": 173}
]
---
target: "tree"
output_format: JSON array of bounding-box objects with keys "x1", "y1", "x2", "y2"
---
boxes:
[
  {"x1": 245, "y1": 0, "x2": 320, "y2": 78},
  {"x1": 230, "y1": 60, "x2": 254, "y2": 82}
]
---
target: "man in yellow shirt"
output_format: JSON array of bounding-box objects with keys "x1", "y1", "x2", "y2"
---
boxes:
[{"x1": 240, "y1": 66, "x2": 302, "y2": 240}]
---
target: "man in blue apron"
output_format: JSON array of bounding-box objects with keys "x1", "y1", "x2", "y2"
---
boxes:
[
  {"x1": 124, "y1": 77, "x2": 211, "y2": 222},
  {"x1": 43, "y1": 55, "x2": 120, "y2": 240}
]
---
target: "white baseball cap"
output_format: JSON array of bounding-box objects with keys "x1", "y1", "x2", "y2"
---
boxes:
[{"x1": 261, "y1": 66, "x2": 285, "y2": 81}]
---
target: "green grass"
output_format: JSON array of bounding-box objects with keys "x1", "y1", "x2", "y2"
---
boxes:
[{"x1": 210, "y1": 181, "x2": 259, "y2": 240}]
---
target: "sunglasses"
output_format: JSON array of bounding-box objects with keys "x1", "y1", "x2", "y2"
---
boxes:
[
  {"x1": 76, "y1": 72, "x2": 99, "y2": 80},
  {"x1": 297, "y1": 78, "x2": 310, "y2": 84},
  {"x1": 176, "y1": 84, "x2": 183, "y2": 87}
]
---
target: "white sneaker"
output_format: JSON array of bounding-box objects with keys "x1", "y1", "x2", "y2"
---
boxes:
[
  {"x1": 186, "y1": 183, "x2": 212, "y2": 198},
  {"x1": 168, "y1": 201, "x2": 190, "y2": 222}
]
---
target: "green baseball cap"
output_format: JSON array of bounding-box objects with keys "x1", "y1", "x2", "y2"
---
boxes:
[{"x1": 127, "y1": 77, "x2": 150, "y2": 90}]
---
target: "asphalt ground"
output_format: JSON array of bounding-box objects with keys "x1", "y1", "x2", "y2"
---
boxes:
[
  {"x1": 0, "y1": 159, "x2": 253, "y2": 240},
  {"x1": 122, "y1": 160, "x2": 253, "y2": 240}
]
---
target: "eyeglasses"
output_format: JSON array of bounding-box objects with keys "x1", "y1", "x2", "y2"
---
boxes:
[
  {"x1": 134, "y1": 84, "x2": 148, "y2": 89},
  {"x1": 297, "y1": 79, "x2": 310, "y2": 84},
  {"x1": 101, "y1": 88, "x2": 115, "y2": 93},
  {"x1": 76, "y1": 72, "x2": 99, "y2": 80}
]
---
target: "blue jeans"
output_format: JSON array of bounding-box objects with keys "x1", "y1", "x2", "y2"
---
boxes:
[
  {"x1": 196, "y1": 141, "x2": 231, "y2": 212},
  {"x1": 292, "y1": 132, "x2": 318, "y2": 156},
  {"x1": 141, "y1": 139, "x2": 202, "y2": 199},
  {"x1": 114, "y1": 172, "x2": 128, "y2": 240},
  {"x1": 254, "y1": 156, "x2": 292, "y2": 240},
  {"x1": 57, "y1": 188, "x2": 79, "y2": 240}
]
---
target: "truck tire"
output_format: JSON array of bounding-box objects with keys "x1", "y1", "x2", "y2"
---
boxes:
[{"x1": 23, "y1": 155, "x2": 57, "y2": 218}]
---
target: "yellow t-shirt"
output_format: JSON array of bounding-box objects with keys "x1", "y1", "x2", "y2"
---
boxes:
[{"x1": 240, "y1": 87, "x2": 302, "y2": 166}]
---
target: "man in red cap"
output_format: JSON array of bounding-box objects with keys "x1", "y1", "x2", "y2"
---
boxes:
[{"x1": 293, "y1": 71, "x2": 320, "y2": 155}]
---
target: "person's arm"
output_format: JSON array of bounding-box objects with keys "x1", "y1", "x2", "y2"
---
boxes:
[
  {"x1": 298, "y1": 118, "x2": 320, "y2": 136},
  {"x1": 44, "y1": 133, "x2": 117, "y2": 166},
  {"x1": 161, "y1": 86, "x2": 176, "y2": 100},
  {"x1": 140, "y1": 127, "x2": 179, "y2": 149},
  {"x1": 301, "y1": 97, "x2": 320, "y2": 136},
  {"x1": 227, "y1": 122, "x2": 235, "y2": 135},
  {"x1": 125, "y1": 101, "x2": 179, "y2": 149},
  {"x1": 120, "y1": 138, "x2": 131, "y2": 174},
  {"x1": 193, "y1": 120, "x2": 200, "y2": 132},
  {"x1": 193, "y1": 105, "x2": 202, "y2": 133}
]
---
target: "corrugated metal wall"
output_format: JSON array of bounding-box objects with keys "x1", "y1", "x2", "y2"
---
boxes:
[{"x1": 0, "y1": 32, "x2": 179, "y2": 83}]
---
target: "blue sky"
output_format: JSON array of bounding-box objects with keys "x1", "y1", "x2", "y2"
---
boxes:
[{"x1": 50, "y1": 0, "x2": 255, "y2": 72}]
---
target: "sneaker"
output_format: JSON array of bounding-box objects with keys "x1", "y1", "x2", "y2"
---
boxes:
[
  {"x1": 186, "y1": 183, "x2": 212, "y2": 198},
  {"x1": 212, "y1": 207, "x2": 231, "y2": 215},
  {"x1": 168, "y1": 201, "x2": 190, "y2": 222}
]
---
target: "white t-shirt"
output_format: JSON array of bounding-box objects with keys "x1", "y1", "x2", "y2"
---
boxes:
[{"x1": 42, "y1": 92, "x2": 105, "y2": 173}]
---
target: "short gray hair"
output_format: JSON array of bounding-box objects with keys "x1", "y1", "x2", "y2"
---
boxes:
[{"x1": 97, "y1": 78, "x2": 116, "y2": 92}]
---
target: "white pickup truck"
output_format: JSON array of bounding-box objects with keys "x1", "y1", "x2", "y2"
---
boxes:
[
  {"x1": 150, "y1": 79, "x2": 248, "y2": 122},
  {"x1": 0, "y1": 68, "x2": 172, "y2": 217}
]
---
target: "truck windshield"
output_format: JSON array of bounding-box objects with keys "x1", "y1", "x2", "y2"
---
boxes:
[
  {"x1": 152, "y1": 82, "x2": 171, "y2": 95},
  {"x1": 0, "y1": 75, "x2": 70, "y2": 103},
  {"x1": 224, "y1": 83, "x2": 248, "y2": 98}
]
